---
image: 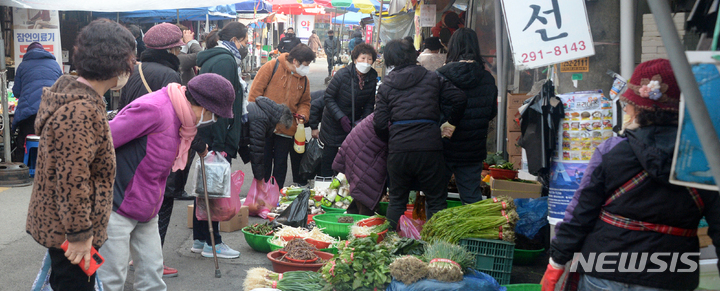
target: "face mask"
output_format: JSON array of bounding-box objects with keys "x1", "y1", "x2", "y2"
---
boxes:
[
  {"x1": 328, "y1": 35, "x2": 334, "y2": 40},
  {"x1": 355, "y1": 62, "x2": 372, "y2": 74},
  {"x1": 287, "y1": 33, "x2": 295, "y2": 38},
  {"x1": 295, "y1": 64, "x2": 310, "y2": 77},
  {"x1": 111, "y1": 72, "x2": 130, "y2": 90},
  {"x1": 196, "y1": 108, "x2": 217, "y2": 128}
]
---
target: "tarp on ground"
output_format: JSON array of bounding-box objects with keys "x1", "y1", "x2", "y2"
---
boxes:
[
  {"x1": 0, "y1": 0, "x2": 243, "y2": 12},
  {"x1": 93, "y1": 5, "x2": 236, "y2": 23}
]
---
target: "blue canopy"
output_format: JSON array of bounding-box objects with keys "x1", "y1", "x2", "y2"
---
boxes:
[
  {"x1": 235, "y1": 0, "x2": 273, "y2": 13},
  {"x1": 332, "y1": 11, "x2": 367, "y2": 25},
  {"x1": 94, "y1": 5, "x2": 236, "y2": 23}
]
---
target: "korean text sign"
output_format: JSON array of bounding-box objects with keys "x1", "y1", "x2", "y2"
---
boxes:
[
  {"x1": 13, "y1": 8, "x2": 63, "y2": 69},
  {"x1": 501, "y1": 0, "x2": 595, "y2": 70}
]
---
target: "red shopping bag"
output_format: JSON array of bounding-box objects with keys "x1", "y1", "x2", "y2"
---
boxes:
[
  {"x1": 195, "y1": 170, "x2": 244, "y2": 221},
  {"x1": 243, "y1": 177, "x2": 280, "y2": 218}
]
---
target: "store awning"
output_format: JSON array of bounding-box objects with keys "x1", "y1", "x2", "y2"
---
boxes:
[
  {"x1": 0, "y1": 0, "x2": 245, "y2": 12},
  {"x1": 92, "y1": 5, "x2": 237, "y2": 23},
  {"x1": 235, "y1": 0, "x2": 273, "y2": 13},
  {"x1": 332, "y1": 11, "x2": 366, "y2": 25}
]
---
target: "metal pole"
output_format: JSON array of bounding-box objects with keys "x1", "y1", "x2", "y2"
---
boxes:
[
  {"x1": 176, "y1": 9, "x2": 180, "y2": 25},
  {"x1": 376, "y1": 8, "x2": 382, "y2": 50},
  {"x1": 620, "y1": 0, "x2": 634, "y2": 78},
  {"x1": 494, "y1": 0, "x2": 505, "y2": 152},
  {"x1": 649, "y1": 0, "x2": 720, "y2": 191},
  {"x1": 0, "y1": 39, "x2": 8, "y2": 163},
  {"x1": 206, "y1": 14, "x2": 210, "y2": 33}
]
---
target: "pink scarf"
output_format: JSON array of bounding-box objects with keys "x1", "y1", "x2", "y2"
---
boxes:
[{"x1": 167, "y1": 83, "x2": 198, "y2": 171}]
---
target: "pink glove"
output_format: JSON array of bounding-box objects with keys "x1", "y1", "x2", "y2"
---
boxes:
[
  {"x1": 541, "y1": 263, "x2": 565, "y2": 291},
  {"x1": 340, "y1": 116, "x2": 352, "y2": 133}
]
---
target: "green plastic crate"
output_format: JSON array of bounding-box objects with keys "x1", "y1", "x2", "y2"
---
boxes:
[
  {"x1": 502, "y1": 284, "x2": 541, "y2": 291},
  {"x1": 447, "y1": 199, "x2": 462, "y2": 208},
  {"x1": 321, "y1": 205, "x2": 346, "y2": 213},
  {"x1": 312, "y1": 213, "x2": 369, "y2": 239},
  {"x1": 459, "y1": 238, "x2": 514, "y2": 285}
]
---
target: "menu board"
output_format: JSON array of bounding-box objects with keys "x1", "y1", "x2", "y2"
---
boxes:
[{"x1": 556, "y1": 90, "x2": 614, "y2": 161}]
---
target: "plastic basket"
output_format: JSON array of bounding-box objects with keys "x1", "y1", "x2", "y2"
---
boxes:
[
  {"x1": 241, "y1": 228, "x2": 273, "y2": 253},
  {"x1": 321, "y1": 205, "x2": 346, "y2": 213},
  {"x1": 447, "y1": 199, "x2": 462, "y2": 208},
  {"x1": 502, "y1": 284, "x2": 541, "y2": 291},
  {"x1": 459, "y1": 238, "x2": 514, "y2": 285},
  {"x1": 267, "y1": 237, "x2": 337, "y2": 254},
  {"x1": 312, "y1": 213, "x2": 370, "y2": 239}
]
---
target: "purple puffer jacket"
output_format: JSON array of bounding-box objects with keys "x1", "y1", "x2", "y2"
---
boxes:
[
  {"x1": 109, "y1": 86, "x2": 183, "y2": 222},
  {"x1": 333, "y1": 113, "x2": 388, "y2": 210}
]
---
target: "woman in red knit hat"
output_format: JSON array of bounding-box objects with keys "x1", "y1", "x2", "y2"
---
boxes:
[{"x1": 541, "y1": 59, "x2": 720, "y2": 291}]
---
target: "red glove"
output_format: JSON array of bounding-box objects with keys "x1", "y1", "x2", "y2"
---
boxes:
[{"x1": 540, "y1": 263, "x2": 565, "y2": 291}]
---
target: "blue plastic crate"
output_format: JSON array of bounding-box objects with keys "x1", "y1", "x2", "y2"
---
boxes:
[{"x1": 459, "y1": 238, "x2": 515, "y2": 285}]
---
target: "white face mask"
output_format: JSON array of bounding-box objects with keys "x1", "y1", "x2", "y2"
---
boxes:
[
  {"x1": 355, "y1": 62, "x2": 372, "y2": 74},
  {"x1": 295, "y1": 64, "x2": 310, "y2": 77},
  {"x1": 111, "y1": 72, "x2": 130, "y2": 90},
  {"x1": 196, "y1": 108, "x2": 217, "y2": 128}
]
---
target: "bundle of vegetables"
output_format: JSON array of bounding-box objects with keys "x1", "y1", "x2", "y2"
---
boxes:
[
  {"x1": 243, "y1": 268, "x2": 324, "y2": 291},
  {"x1": 350, "y1": 215, "x2": 390, "y2": 237},
  {"x1": 320, "y1": 237, "x2": 393, "y2": 291},
  {"x1": 379, "y1": 234, "x2": 426, "y2": 256},
  {"x1": 282, "y1": 238, "x2": 321, "y2": 262},
  {"x1": 484, "y1": 151, "x2": 507, "y2": 166},
  {"x1": 423, "y1": 241, "x2": 474, "y2": 282},
  {"x1": 421, "y1": 196, "x2": 519, "y2": 243},
  {"x1": 389, "y1": 256, "x2": 428, "y2": 285},
  {"x1": 243, "y1": 222, "x2": 274, "y2": 236},
  {"x1": 271, "y1": 225, "x2": 338, "y2": 247},
  {"x1": 317, "y1": 173, "x2": 353, "y2": 209},
  {"x1": 489, "y1": 162, "x2": 515, "y2": 170}
]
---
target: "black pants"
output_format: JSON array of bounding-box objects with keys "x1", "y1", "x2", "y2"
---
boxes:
[
  {"x1": 192, "y1": 199, "x2": 222, "y2": 244},
  {"x1": 48, "y1": 247, "x2": 96, "y2": 291},
  {"x1": 13, "y1": 115, "x2": 35, "y2": 163},
  {"x1": 320, "y1": 145, "x2": 339, "y2": 177},
  {"x1": 386, "y1": 151, "x2": 447, "y2": 231},
  {"x1": 327, "y1": 56, "x2": 335, "y2": 76},
  {"x1": 289, "y1": 150, "x2": 306, "y2": 185},
  {"x1": 158, "y1": 148, "x2": 195, "y2": 247},
  {"x1": 263, "y1": 134, "x2": 293, "y2": 188},
  {"x1": 158, "y1": 196, "x2": 174, "y2": 247}
]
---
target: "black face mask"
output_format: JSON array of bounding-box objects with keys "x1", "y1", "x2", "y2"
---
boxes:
[
  {"x1": 328, "y1": 35, "x2": 334, "y2": 40},
  {"x1": 287, "y1": 33, "x2": 295, "y2": 38}
]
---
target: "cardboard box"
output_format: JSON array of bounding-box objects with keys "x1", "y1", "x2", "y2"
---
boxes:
[
  {"x1": 187, "y1": 204, "x2": 249, "y2": 233},
  {"x1": 506, "y1": 131, "x2": 523, "y2": 156},
  {"x1": 699, "y1": 227, "x2": 711, "y2": 248},
  {"x1": 507, "y1": 107, "x2": 522, "y2": 132},
  {"x1": 509, "y1": 155, "x2": 522, "y2": 171},
  {"x1": 507, "y1": 93, "x2": 530, "y2": 110},
  {"x1": 490, "y1": 177, "x2": 542, "y2": 199}
]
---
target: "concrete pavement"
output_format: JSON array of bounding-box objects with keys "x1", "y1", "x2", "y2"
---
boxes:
[{"x1": 0, "y1": 57, "x2": 331, "y2": 290}]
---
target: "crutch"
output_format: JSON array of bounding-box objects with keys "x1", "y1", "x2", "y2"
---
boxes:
[{"x1": 200, "y1": 155, "x2": 221, "y2": 278}]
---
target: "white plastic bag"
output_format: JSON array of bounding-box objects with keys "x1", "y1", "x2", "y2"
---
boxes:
[{"x1": 192, "y1": 151, "x2": 231, "y2": 198}]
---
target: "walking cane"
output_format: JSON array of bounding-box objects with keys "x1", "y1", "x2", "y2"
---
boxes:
[{"x1": 200, "y1": 155, "x2": 221, "y2": 278}]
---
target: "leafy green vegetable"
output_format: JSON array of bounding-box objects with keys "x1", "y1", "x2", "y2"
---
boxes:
[
  {"x1": 484, "y1": 151, "x2": 507, "y2": 166},
  {"x1": 320, "y1": 237, "x2": 392, "y2": 291},
  {"x1": 489, "y1": 162, "x2": 515, "y2": 170}
]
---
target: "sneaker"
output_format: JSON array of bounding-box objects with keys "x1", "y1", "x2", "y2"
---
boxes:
[
  {"x1": 176, "y1": 190, "x2": 194, "y2": 201},
  {"x1": 190, "y1": 240, "x2": 205, "y2": 253},
  {"x1": 163, "y1": 265, "x2": 178, "y2": 278},
  {"x1": 201, "y1": 242, "x2": 240, "y2": 259}
]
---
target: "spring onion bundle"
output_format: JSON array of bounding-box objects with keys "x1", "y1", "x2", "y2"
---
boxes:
[
  {"x1": 389, "y1": 256, "x2": 429, "y2": 285},
  {"x1": 423, "y1": 241, "x2": 474, "y2": 282},
  {"x1": 243, "y1": 269, "x2": 324, "y2": 291},
  {"x1": 421, "y1": 196, "x2": 519, "y2": 243}
]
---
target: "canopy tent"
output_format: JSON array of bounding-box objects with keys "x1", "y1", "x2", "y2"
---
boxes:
[
  {"x1": 93, "y1": 5, "x2": 237, "y2": 23},
  {"x1": 236, "y1": 0, "x2": 273, "y2": 13},
  {"x1": 318, "y1": 0, "x2": 384, "y2": 13},
  {"x1": 0, "y1": 0, "x2": 245, "y2": 11},
  {"x1": 332, "y1": 11, "x2": 366, "y2": 25}
]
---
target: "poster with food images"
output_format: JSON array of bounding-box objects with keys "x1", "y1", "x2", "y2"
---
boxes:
[{"x1": 556, "y1": 90, "x2": 614, "y2": 162}]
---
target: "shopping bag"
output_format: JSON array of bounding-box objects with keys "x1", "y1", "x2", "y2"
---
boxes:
[
  {"x1": 398, "y1": 215, "x2": 425, "y2": 240},
  {"x1": 195, "y1": 170, "x2": 244, "y2": 221},
  {"x1": 191, "y1": 151, "x2": 231, "y2": 198},
  {"x1": 273, "y1": 189, "x2": 310, "y2": 228},
  {"x1": 243, "y1": 177, "x2": 281, "y2": 217},
  {"x1": 299, "y1": 138, "x2": 323, "y2": 180}
]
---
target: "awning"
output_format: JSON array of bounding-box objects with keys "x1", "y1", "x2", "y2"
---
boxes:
[
  {"x1": 332, "y1": 11, "x2": 366, "y2": 25},
  {"x1": 93, "y1": 5, "x2": 237, "y2": 23},
  {"x1": 235, "y1": 0, "x2": 273, "y2": 13},
  {"x1": 0, "y1": 0, "x2": 244, "y2": 12}
]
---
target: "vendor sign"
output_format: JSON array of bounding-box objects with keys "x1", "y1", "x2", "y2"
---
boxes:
[
  {"x1": 548, "y1": 161, "x2": 587, "y2": 219},
  {"x1": 501, "y1": 0, "x2": 595, "y2": 70},
  {"x1": 556, "y1": 90, "x2": 613, "y2": 162},
  {"x1": 13, "y1": 8, "x2": 62, "y2": 69}
]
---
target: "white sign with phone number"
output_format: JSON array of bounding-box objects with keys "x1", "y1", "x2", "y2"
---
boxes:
[{"x1": 501, "y1": 0, "x2": 595, "y2": 70}]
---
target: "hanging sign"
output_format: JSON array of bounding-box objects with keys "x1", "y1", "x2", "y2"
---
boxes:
[
  {"x1": 560, "y1": 57, "x2": 589, "y2": 72},
  {"x1": 13, "y1": 8, "x2": 62, "y2": 69},
  {"x1": 296, "y1": 15, "x2": 314, "y2": 39},
  {"x1": 501, "y1": 0, "x2": 595, "y2": 70},
  {"x1": 420, "y1": 4, "x2": 436, "y2": 27},
  {"x1": 365, "y1": 25, "x2": 373, "y2": 44}
]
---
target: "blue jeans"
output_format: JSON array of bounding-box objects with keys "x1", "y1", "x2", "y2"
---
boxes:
[
  {"x1": 579, "y1": 275, "x2": 675, "y2": 291},
  {"x1": 444, "y1": 161, "x2": 484, "y2": 204}
]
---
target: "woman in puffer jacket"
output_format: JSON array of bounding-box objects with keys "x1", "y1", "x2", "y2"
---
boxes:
[
  {"x1": 245, "y1": 96, "x2": 294, "y2": 180},
  {"x1": 319, "y1": 42, "x2": 378, "y2": 177}
]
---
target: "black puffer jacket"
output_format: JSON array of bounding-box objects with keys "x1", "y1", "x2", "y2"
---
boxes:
[
  {"x1": 309, "y1": 90, "x2": 325, "y2": 130},
  {"x1": 247, "y1": 97, "x2": 286, "y2": 179},
  {"x1": 374, "y1": 64, "x2": 466, "y2": 153},
  {"x1": 278, "y1": 35, "x2": 301, "y2": 53},
  {"x1": 320, "y1": 63, "x2": 378, "y2": 147},
  {"x1": 550, "y1": 126, "x2": 720, "y2": 290},
  {"x1": 118, "y1": 49, "x2": 181, "y2": 109},
  {"x1": 437, "y1": 61, "x2": 497, "y2": 163}
]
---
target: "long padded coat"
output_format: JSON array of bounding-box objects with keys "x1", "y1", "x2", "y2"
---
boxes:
[{"x1": 246, "y1": 97, "x2": 287, "y2": 179}]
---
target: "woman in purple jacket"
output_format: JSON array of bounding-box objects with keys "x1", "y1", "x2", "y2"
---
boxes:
[
  {"x1": 97, "y1": 74, "x2": 235, "y2": 291},
  {"x1": 333, "y1": 113, "x2": 388, "y2": 215}
]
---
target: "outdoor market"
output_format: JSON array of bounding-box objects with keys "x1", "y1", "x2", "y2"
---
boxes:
[{"x1": 0, "y1": 0, "x2": 720, "y2": 291}]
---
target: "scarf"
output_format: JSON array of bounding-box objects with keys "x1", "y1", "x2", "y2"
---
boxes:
[
  {"x1": 167, "y1": 83, "x2": 198, "y2": 171},
  {"x1": 221, "y1": 40, "x2": 243, "y2": 65}
]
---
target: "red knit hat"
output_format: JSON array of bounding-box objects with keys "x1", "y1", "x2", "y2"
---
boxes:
[
  {"x1": 144, "y1": 23, "x2": 184, "y2": 50},
  {"x1": 621, "y1": 59, "x2": 680, "y2": 111}
]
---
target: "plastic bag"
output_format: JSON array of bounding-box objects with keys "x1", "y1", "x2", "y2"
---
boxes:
[
  {"x1": 514, "y1": 197, "x2": 549, "y2": 239},
  {"x1": 299, "y1": 138, "x2": 323, "y2": 180},
  {"x1": 398, "y1": 215, "x2": 424, "y2": 240},
  {"x1": 386, "y1": 269, "x2": 506, "y2": 291},
  {"x1": 243, "y1": 177, "x2": 281, "y2": 218},
  {"x1": 196, "y1": 170, "x2": 244, "y2": 221},
  {"x1": 273, "y1": 189, "x2": 310, "y2": 228},
  {"x1": 192, "y1": 152, "x2": 231, "y2": 198}
]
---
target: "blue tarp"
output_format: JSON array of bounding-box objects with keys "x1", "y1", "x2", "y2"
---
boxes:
[
  {"x1": 332, "y1": 11, "x2": 367, "y2": 25},
  {"x1": 235, "y1": 0, "x2": 273, "y2": 13},
  {"x1": 94, "y1": 5, "x2": 236, "y2": 23}
]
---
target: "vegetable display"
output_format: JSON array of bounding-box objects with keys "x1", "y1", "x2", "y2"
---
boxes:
[
  {"x1": 282, "y1": 238, "x2": 321, "y2": 262},
  {"x1": 489, "y1": 162, "x2": 515, "y2": 171},
  {"x1": 320, "y1": 237, "x2": 393, "y2": 291},
  {"x1": 270, "y1": 225, "x2": 338, "y2": 247},
  {"x1": 350, "y1": 215, "x2": 390, "y2": 237},
  {"x1": 421, "y1": 196, "x2": 519, "y2": 243},
  {"x1": 484, "y1": 151, "x2": 507, "y2": 166},
  {"x1": 315, "y1": 173, "x2": 353, "y2": 209},
  {"x1": 389, "y1": 256, "x2": 428, "y2": 285},
  {"x1": 380, "y1": 234, "x2": 426, "y2": 256},
  {"x1": 243, "y1": 269, "x2": 324, "y2": 291},
  {"x1": 243, "y1": 223, "x2": 274, "y2": 236},
  {"x1": 423, "y1": 241, "x2": 474, "y2": 282}
]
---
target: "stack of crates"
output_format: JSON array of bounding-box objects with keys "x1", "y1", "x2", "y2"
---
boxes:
[{"x1": 459, "y1": 238, "x2": 515, "y2": 285}]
